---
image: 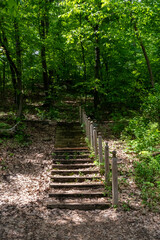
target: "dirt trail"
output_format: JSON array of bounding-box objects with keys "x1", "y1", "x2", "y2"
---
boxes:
[{"x1": 0, "y1": 114, "x2": 160, "y2": 239}]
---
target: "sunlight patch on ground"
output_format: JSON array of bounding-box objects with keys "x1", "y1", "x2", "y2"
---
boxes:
[{"x1": 0, "y1": 174, "x2": 44, "y2": 206}]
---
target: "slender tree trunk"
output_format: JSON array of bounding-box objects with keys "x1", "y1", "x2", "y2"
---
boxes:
[
  {"x1": 0, "y1": 30, "x2": 18, "y2": 104},
  {"x1": 79, "y1": 13, "x2": 87, "y2": 83},
  {"x1": 139, "y1": 41, "x2": 154, "y2": 88},
  {"x1": 10, "y1": 65, "x2": 17, "y2": 103},
  {"x1": 2, "y1": 62, "x2": 5, "y2": 100},
  {"x1": 39, "y1": 0, "x2": 50, "y2": 100},
  {"x1": 101, "y1": 52, "x2": 109, "y2": 90},
  {"x1": 94, "y1": 24, "x2": 100, "y2": 109},
  {"x1": 0, "y1": 19, "x2": 23, "y2": 116},
  {"x1": 80, "y1": 40, "x2": 87, "y2": 82},
  {"x1": 129, "y1": 0, "x2": 154, "y2": 87},
  {"x1": 133, "y1": 23, "x2": 154, "y2": 88},
  {"x1": 40, "y1": 20, "x2": 49, "y2": 97},
  {"x1": 0, "y1": 68, "x2": 2, "y2": 99},
  {"x1": 14, "y1": 19, "x2": 23, "y2": 117}
]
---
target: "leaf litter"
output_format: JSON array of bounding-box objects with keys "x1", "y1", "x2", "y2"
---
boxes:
[{"x1": 0, "y1": 120, "x2": 160, "y2": 240}]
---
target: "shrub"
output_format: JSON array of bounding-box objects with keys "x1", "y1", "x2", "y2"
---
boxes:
[{"x1": 134, "y1": 155, "x2": 160, "y2": 208}]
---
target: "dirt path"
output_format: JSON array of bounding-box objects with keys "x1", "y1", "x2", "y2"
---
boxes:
[{"x1": 0, "y1": 120, "x2": 160, "y2": 240}]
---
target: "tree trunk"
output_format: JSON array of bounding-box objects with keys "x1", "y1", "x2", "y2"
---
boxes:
[
  {"x1": 132, "y1": 21, "x2": 154, "y2": 88},
  {"x1": 39, "y1": 0, "x2": 50, "y2": 100},
  {"x1": 80, "y1": 40, "x2": 87, "y2": 82},
  {"x1": 0, "y1": 31, "x2": 18, "y2": 104},
  {"x1": 0, "y1": 20, "x2": 23, "y2": 116},
  {"x1": 41, "y1": 38, "x2": 49, "y2": 96},
  {"x1": 79, "y1": 13, "x2": 87, "y2": 83},
  {"x1": 94, "y1": 24, "x2": 100, "y2": 109},
  {"x1": 0, "y1": 69, "x2": 2, "y2": 98},
  {"x1": 2, "y1": 62, "x2": 5, "y2": 100},
  {"x1": 10, "y1": 65, "x2": 17, "y2": 103},
  {"x1": 14, "y1": 19, "x2": 23, "y2": 117},
  {"x1": 139, "y1": 40, "x2": 154, "y2": 88}
]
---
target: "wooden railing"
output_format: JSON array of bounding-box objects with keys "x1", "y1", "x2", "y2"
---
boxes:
[{"x1": 79, "y1": 106, "x2": 118, "y2": 206}]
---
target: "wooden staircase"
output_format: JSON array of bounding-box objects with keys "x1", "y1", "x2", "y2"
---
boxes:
[{"x1": 46, "y1": 119, "x2": 111, "y2": 210}]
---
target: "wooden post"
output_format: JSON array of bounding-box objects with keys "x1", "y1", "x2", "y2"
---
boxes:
[
  {"x1": 93, "y1": 127, "x2": 98, "y2": 158},
  {"x1": 88, "y1": 117, "x2": 91, "y2": 143},
  {"x1": 90, "y1": 121, "x2": 93, "y2": 148},
  {"x1": 104, "y1": 142, "x2": 110, "y2": 183},
  {"x1": 82, "y1": 109, "x2": 84, "y2": 125},
  {"x1": 79, "y1": 106, "x2": 82, "y2": 124},
  {"x1": 112, "y1": 151, "x2": 118, "y2": 206},
  {"x1": 86, "y1": 118, "x2": 89, "y2": 138},
  {"x1": 98, "y1": 134, "x2": 103, "y2": 171},
  {"x1": 83, "y1": 111, "x2": 85, "y2": 129},
  {"x1": 84, "y1": 112, "x2": 87, "y2": 133}
]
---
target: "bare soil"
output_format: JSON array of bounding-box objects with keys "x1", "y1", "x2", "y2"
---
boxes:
[{"x1": 0, "y1": 116, "x2": 160, "y2": 240}]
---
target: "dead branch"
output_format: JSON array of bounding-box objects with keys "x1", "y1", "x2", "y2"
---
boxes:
[{"x1": 0, "y1": 123, "x2": 19, "y2": 136}]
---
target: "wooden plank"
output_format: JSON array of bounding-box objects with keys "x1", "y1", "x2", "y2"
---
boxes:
[
  {"x1": 51, "y1": 176, "x2": 101, "y2": 182},
  {"x1": 93, "y1": 127, "x2": 98, "y2": 158},
  {"x1": 52, "y1": 163, "x2": 95, "y2": 169},
  {"x1": 105, "y1": 142, "x2": 110, "y2": 183},
  {"x1": 52, "y1": 159, "x2": 93, "y2": 164},
  {"x1": 51, "y1": 170, "x2": 99, "y2": 175},
  {"x1": 112, "y1": 151, "x2": 118, "y2": 205},
  {"x1": 50, "y1": 182, "x2": 104, "y2": 188},
  {"x1": 98, "y1": 135, "x2": 103, "y2": 171},
  {"x1": 54, "y1": 147, "x2": 88, "y2": 151},
  {"x1": 47, "y1": 202, "x2": 111, "y2": 210},
  {"x1": 49, "y1": 192, "x2": 104, "y2": 198}
]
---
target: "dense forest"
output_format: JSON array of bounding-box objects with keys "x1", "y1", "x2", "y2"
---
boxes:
[
  {"x1": 0, "y1": 0, "x2": 160, "y2": 209},
  {"x1": 1, "y1": 0, "x2": 160, "y2": 110}
]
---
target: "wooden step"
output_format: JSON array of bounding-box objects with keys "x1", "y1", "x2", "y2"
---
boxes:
[
  {"x1": 53, "y1": 152, "x2": 89, "y2": 155},
  {"x1": 53, "y1": 152, "x2": 90, "y2": 155},
  {"x1": 51, "y1": 176, "x2": 101, "y2": 182},
  {"x1": 55, "y1": 144, "x2": 87, "y2": 148},
  {"x1": 50, "y1": 182, "x2": 104, "y2": 189},
  {"x1": 55, "y1": 142, "x2": 86, "y2": 146},
  {"x1": 56, "y1": 130, "x2": 83, "y2": 134},
  {"x1": 53, "y1": 155, "x2": 90, "y2": 159},
  {"x1": 52, "y1": 163, "x2": 95, "y2": 169},
  {"x1": 55, "y1": 135, "x2": 85, "y2": 139},
  {"x1": 49, "y1": 192, "x2": 104, "y2": 198},
  {"x1": 48, "y1": 112, "x2": 108, "y2": 210},
  {"x1": 53, "y1": 147, "x2": 88, "y2": 151},
  {"x1": 55, "y1": 138, "x2": 85, "y2": 143},
  {"x1": 56, "y1": 123, "x2": 82, "y2": 127},
  {"x1": 51, "y1": 170, "x2": 99, "y2": 175},
  {"x1": 47, "y1": 202, "x2": 111, "y2": 210},
  {"x1": 53, "y1": 159, "x2": 93, "y2": 164}
]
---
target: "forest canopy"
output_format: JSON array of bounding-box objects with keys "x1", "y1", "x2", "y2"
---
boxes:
[{"x1": 0, "y1": 0, "x2": 160, "y2": 113}]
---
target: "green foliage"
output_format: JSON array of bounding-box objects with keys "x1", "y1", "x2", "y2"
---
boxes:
[
  {"x1": 142, "y1": 83, "x2": 160, "y2": 122},
  {"x1": 124, "y1": 119, "x2": 160, "y2": 152},
  {"x1": 14, "y1": 122, "x2": 31, "y2": 146},
  {"x1": 123, "y1": 126, "x2": 160, "y2": 209},
  {"x1": 121, "y1": 84, "x2": 160, "y2": 209},
  {"x1": 0, "y1": 122, "x2": 11, "y2": 129},
  {"x1": 109, "y1": 114, "x2": 128, "y2": 137},
  {"x1": 121, "y1": 201, "x2": 131, "y2": 211},
  {"x1": 103, "y1": 180, "x2": 112, "y2": 198},
  {"x1": 0, "y1": 159, "x2": 8, "y2": 170},
  {"x1": 134, "y1": 156, "x2": 160, "y2": 209},
  {"x1": 122, "y1": 85, "x2": 160, "y2": 152},
  {"x1": 134, "y1": 156, "x2": 160, "y2": 183},
  {"x1": 119, "y1": 176, "x2": 129, "y2": 187},
  {"x1": 36, "y1": 107, "x2": 60, "y2": 120}
]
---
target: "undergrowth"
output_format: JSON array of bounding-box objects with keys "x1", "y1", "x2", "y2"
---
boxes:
[{"x1": 121, "y1": 84, "x2": 160, "y2": 210}]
